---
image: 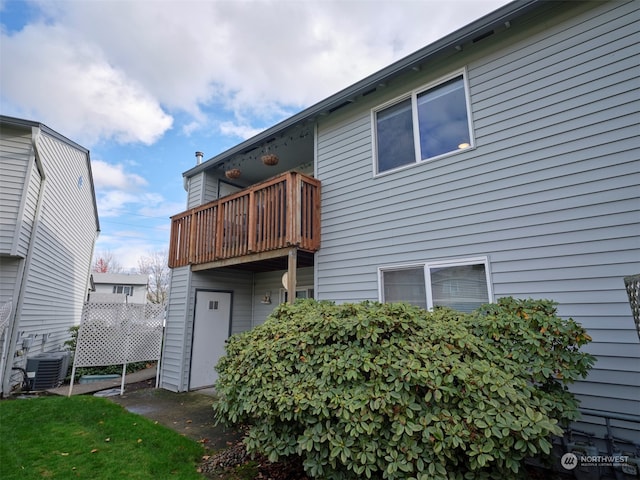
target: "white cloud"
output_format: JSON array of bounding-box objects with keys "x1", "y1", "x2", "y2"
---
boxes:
[
  {"x1": 1, "y1": 0, "x2": 510, "y2": 145},
  {"x1": 91, "y1": 156, "x2": 182, "y2": 220},
  {"x1": 219, "y1": 121, "x2": 265, "y2": 141},
  {"x1": 0, "y1": 22, "x2": 172, "y2": 145},
  {"x1": 1, "y1": 0, "x2": 512, "y2": 270},
  {"x1": 94, "y1": 231, "x2": 163, "y2": 273},
  {"x1": 91, "y1": 159, "x2": 147, "y2": 190},
  {"x1": 96, "y1": 190, "x2": 174, "y2": 218},
  {"x1": 95, "y1": 201, "x2": 179, "y2": 270},
  {"x1": 138, "y1": 198, "x2": 185, "y2": 221},
  {"x1": 96, "y1": 191, "x2": 144, "y2": 218}
]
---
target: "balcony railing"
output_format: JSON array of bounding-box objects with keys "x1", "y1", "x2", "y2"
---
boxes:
[{"x1": 169, "y1": 171, "x2": 321, "y2": 269}]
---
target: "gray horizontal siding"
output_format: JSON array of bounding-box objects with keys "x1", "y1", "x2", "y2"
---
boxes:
[
  {"x1": 0, "y1": 126, "x2": 31, "y2": 255},
  {"x1": 185, "y1": 270, "x2": 253, "y2": 388},
  {"x1": 0, "y1": 257, "x2": 20, "y2": 305},
  {"x1": 252, "y1": 267, "x2": 314, "y2": 326},
  {"x1": 472, "y1": 2, "x2": 637, "y2": 122},
  {"x1": 17, "y1": 132, "x2": 97, "y2": 352},
  {"x1": 186, "y1": 173, "x2": 204, "y2": 209},
  {"x1": 160, "y1": 266, "x2": 190, "y2": 391},
  {"x1": 18, "y1": 163, "x2": 40, "y2": 257},
  {"x1": 316, "y1": 0, "x2": 640, "y2": 425},
  {"x1": 162, "y1": 264, "x2": 315, "y2": 392},
  {"x1": 162, "y1": 266, "x2": 254, "y2": 392},
  {"x1": 203, "y1": 172, "x2": 219, "y2": 203}
]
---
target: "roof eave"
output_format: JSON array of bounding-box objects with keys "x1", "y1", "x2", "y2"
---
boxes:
[
  {"x1": 1, "y1": 114, "x2": 101, "y2": 233},
  {"x1": 184, "y1": 0, "x2": 540, "y2": 178}
]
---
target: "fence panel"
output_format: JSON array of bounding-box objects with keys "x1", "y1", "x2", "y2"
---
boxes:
[{"x1": 73, "y1": 303, "x2": 164, "y2": 368}]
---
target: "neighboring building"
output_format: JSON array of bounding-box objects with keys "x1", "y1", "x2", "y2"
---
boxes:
[
  {"x1": 88, "y1": 272, "x2": 149, "y2": 304},
  {"x1": 0, "y1": 115, "x2": 100, "y2": 395},
  {"x1": 160, "y1": 0, "x2": 640, "y2": 443}
]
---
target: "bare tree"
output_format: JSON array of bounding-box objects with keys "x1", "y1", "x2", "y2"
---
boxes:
[
  {"x1": 93, "y1": 250, "x2": 124, "y2": 273},
  {"x1": 138, "y1": 250, "x2": 169, "y2": 304}
]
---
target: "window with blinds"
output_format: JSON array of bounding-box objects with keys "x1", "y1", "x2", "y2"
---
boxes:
[{"x1": 380, "y1": 257, "x2": 491, "y2": 312}]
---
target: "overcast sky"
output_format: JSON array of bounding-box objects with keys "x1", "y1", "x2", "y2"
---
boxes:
[{"x1": 1, "y1": 0, "x2": 511, "y2": 269}]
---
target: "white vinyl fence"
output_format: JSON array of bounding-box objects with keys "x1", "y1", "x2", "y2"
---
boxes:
[{"x1": 69, "y1": 302, "x2": 164, "y2": 395}]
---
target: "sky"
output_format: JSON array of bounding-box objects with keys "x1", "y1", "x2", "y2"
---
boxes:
[{"x1": 1, "y1": 0, "x2": 510, "y2": 271}]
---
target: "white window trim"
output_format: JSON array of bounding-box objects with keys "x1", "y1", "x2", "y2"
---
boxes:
[
  {"x1": 371, "y1": 67, "x2": 475, "y2": 178},
  {"x1": 112, "y1": 285, "x2": 134, "y2": 296},
  {"x1": 377, "y1": 263, "x2": 424, "y2": 304},
  {"x1": 378, "y1": 256, "x2": 493, "y2": 311}
]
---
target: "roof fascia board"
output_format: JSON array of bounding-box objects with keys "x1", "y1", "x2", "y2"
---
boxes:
[
  {"x1": 184, "y1": 0, "x2": 540, "y2": 179},
  {"x1": 0, "y1": 115, "x2": 89, "y2": 154},
  {"x1": 1, "y1": 115, "x2": 101, "y2": 233}
]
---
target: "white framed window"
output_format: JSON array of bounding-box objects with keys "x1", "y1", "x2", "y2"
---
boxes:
[
  {"x1": 280, "y1": 286, "x2": 315, "y2": 304},
  {"x1": 379, "y1": 257, "x2": 492, "y2": 313},
  {"x1": 379, "y1": 266, "x2": 428, "y2": 310},
  {"x1": 113, "y1": 285, "x2": 133, "y2": 296},
  {"x1": 373, "y1": 69, "x2": 473, "y2": 175}
]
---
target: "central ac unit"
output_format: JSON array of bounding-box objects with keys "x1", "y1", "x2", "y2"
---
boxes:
[{"x1": 26, "y1": 351, "x2": 70, "y2": 390}]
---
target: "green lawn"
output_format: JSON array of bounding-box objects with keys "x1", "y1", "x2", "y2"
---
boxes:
[{"x1": 0, "y1": 395, "x2": 205, "y2": 479}]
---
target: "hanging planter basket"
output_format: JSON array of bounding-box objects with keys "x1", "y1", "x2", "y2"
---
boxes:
[
  {"x1": 225, "y1": 168, "x2": 241, "y2": 179},
  {"x1": 261, "y1": 154, "x2": 279, "y2": 166}
]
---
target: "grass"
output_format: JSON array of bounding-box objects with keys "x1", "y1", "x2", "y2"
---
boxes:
[{"x1": 0, "y1": 395, "x2": 205, "y2": 479}]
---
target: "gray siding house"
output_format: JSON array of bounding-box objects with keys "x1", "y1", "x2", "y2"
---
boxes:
[
  {"x1": 160, "y1": 0, "x2": 639, "y2": 441},
  {"x1": 0, "y1": 116, "x2": 100, "y2": 395},
  {"x1": 88, "y1": 272, "x2": 149, "y2": 304}
]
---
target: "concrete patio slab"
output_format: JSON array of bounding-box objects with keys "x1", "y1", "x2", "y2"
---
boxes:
[{"x1": 46, "y1": 365, "x2": 157, "y2": 396}]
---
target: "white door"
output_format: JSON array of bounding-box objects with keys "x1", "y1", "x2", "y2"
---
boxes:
[{"x1": 190, "y1": 290, "x2": 231, "y2": 389}]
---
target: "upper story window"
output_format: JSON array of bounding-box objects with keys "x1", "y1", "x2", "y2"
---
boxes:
[
  {"x1": 374, "y1": 71, "x2": 473, "y2": 174},
  {"x1": 113, "y1": 285, "x2": 134, "y2": 296}
]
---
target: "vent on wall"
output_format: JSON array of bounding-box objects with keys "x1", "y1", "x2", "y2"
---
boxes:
[{"x1": 26, "y1": 352, "x2": 70, "y2": 390}]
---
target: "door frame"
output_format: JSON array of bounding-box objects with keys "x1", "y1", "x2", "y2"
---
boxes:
[{"x1": 188, "y1": 288, "x2": 233, "y2": 390}]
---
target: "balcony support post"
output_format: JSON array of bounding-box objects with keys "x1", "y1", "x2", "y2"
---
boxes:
[{"x1": 287, "y1": 247, "x2": 297, "y2": 304}]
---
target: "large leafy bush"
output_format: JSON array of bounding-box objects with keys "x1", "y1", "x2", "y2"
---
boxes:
[{"x1": 213, "y1": 298, "x2": 594, "y2": 480}]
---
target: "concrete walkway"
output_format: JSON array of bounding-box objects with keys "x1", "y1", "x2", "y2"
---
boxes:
[
  {"x1": 107, "y1": 384, "x2": 242, "y2": 450},
  {"x1": 47, "y1": 365, "x2": 157, "y2": 396},
  {"x1": 45, "y1": 366, "x2": 243, "y2": 451}
]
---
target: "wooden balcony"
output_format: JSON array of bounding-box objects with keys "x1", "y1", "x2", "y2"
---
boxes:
[{"x1": 169, "y1": 172, "x2": 320, "y2": 270}]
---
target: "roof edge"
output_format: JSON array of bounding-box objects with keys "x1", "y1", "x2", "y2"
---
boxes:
[
  {"x1": 183, "y1": 0, "x2": 540, "y2": 178},
  {"x1": 1, "y1": 114, "x2": 101, "y2": 233},
  {"x1": 1, "y1": 115, "x2": 90, "y2": 154}
]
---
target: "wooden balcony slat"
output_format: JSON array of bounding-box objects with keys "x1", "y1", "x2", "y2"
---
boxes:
[
  {"x1": 248, "y1": 191, "x2": 256, "y2": 253},
  {"x1": 279, "y1": 181, "x2": 286, "y2": 247},
  {"x1": 267, "y1": 186, "x2": 273, "y2": 248},
  {"x1": 168, "y1": 171, "x2": 320, "y2": 269}
]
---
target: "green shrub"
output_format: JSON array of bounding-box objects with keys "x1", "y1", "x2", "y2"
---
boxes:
[
  {"x1": 213, "y1": 298, "x2": 594, "y2": 480},
  {"x1": 468, "y1": 297, "x2": 595, "y2": 428}
]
